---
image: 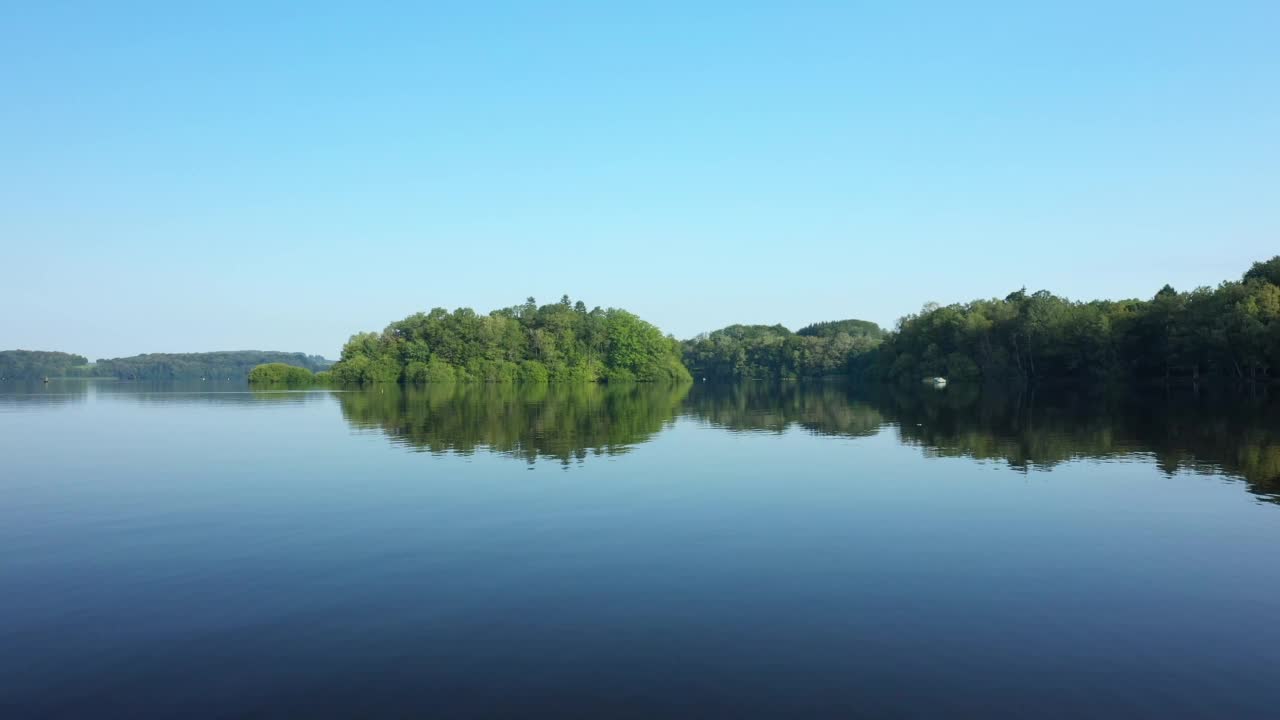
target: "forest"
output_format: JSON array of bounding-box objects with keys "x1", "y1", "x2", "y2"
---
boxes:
[
  {"x1": 329, "y1": 296, "x2": 690, "y2": 384},
  {"x1": 877, "y1": 256, "x2": 1280, "y2": 384}
]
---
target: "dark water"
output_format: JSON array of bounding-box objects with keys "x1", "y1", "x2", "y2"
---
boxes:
[{"x1": 3, "y1": 380, "x2": 1279, "y2": 718}]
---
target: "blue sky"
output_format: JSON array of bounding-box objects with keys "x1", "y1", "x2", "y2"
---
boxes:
[{"x1": 3, "y1": 1, "x2": 1277, "y2": 360}]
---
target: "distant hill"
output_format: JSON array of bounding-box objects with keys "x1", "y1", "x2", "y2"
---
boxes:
[
  {"x1": 0, "y1": 350, "x2": 331, "y2": 380},
  {"x1": 90, "y1": 351, "x2": 332, "y2": 380},
  {"x1": 0, "y1": 350, "x2": 90, "y2": 380}
]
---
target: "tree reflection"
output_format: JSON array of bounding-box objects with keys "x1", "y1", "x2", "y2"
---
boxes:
[
  {"x1": 880, "y1": 384, "x2": 1280, "y2": 502},
  {"x1": 336, "y1": 382, "x2": 690, "y2": 465},
  {"x1": 681, "y1": 381, "x2": 1280, "y2": 503},
  {"x1": 331, "y1": 378, "x2": 1279, "y2": 502},
  {"x1": 682, "y1": 382, "x2": 885, "y2": 438},
  {"x1": 0, "y1": 379, "x2": 90, "y2": 408}
]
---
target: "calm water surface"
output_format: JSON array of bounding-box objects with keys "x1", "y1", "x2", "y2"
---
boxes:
[{"x1": 2, "y1": 380, "x2": 1279, "y2": 718}]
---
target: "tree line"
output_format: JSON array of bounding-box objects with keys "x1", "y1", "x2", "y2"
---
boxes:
[
  {"x1": 11, "y1": 256, "x2": 1279, "y2": 385},
  {"x1": 681, "y1": 320, "x2": 884, "y2": 380},
  {"x1": 681, "y1": 256, "x2": 1280, "y2": 384},
  {"x1": 0, "y1": 350, "x2": 331, "y2": 380},
  {"x1": 878, "y1": 256, "x2": 1280, "y2": 384},
  {"x1": 328, "y1": 296, "x2": 691, "y2": 385}
]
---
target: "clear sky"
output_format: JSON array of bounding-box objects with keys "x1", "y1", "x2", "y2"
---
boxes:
[{"x1": 3, "y1": 1, "x2": 1277, "y2": 360}]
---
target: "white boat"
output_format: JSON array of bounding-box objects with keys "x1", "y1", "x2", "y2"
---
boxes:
[{"x1": 924, "y1": 376, "x2": 947, "y2": 386}]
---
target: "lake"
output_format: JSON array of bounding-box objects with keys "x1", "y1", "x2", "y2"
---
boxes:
[{"x1": 3, "y1": 380, "x2": 1279, "y2": 718}]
